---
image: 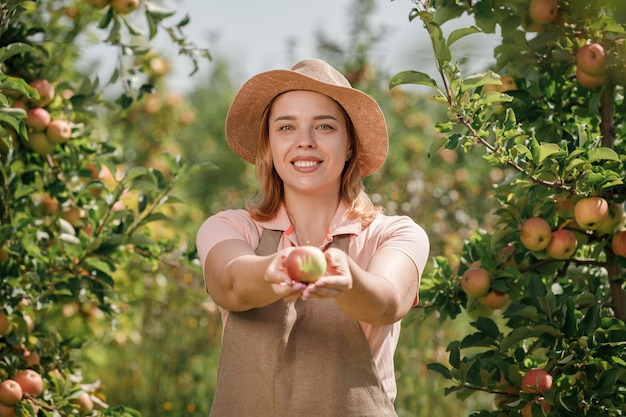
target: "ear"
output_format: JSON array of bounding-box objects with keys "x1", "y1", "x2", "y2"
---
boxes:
[{"x1": 346, "y1": 148, "x2": 353, "y2": 161}]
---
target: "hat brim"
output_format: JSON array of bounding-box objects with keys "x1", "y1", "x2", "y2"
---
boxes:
[{"x1": 225, "y1": 69, "x2": 388, "y2": 177}]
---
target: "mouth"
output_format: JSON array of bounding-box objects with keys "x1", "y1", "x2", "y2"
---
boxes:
[{"x1": 292, "y1": 160, "x2": 321, "y2": 168}]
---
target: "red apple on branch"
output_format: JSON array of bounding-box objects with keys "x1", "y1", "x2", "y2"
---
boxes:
[
  {"x1": 481, "y1": 290, "x2": 510, "y2": 310},
  {"x1": 546, "y1": 229, "x2": 577, "y2": 260},
  {"x1": 528, "y1": 0, "x2": 558, "y2": 24},
  {"x1": 25, "y1": 108, "x2": 51, "y2": 132},
  {"x1": 461, "y1": 267, "x2": 491, "y2": 297},
  {"x1": 13, "y1": 370, "x2": 43, "y2": 397},
  {"x1": 70, "y1": 391, "x2": 94, "y2": 414},
  {"x1": 28, "y1": 79, "x2": 55, "y2": 107},
  {"x1": 612, "y1": 229, "x2": 626, "y2": 258},
  {"x1": 520, "y1": 217, "x2": 552, "y2": 251},
  {"x1": 46, "y1": 119, "x2": 72, "y2": 144},
  {"x1": 286, "y1": 246, "x2": 327, "y2": 283},
  {"x1": 574, "y1": 197, "x2": 609, "y2": 230},
  {"x1": 0, "y1": 380, "x2": 22, "y2": 406},
  {"x1": 576, "y1": 43, "x2": 608, "y2": 77},
  {"x1": 521, "y1": 368, "x2": 552, "y2": 393},
  {"x1": 576, "y1": 68, "x2": 608, "y2": 89}
]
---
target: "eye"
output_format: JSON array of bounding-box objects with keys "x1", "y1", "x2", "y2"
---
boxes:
[
  {"x1": 316, "y1": 123, "x2": 334, "y2": 131},
  {"x1": 278, "y1": 125, "x2": 294, "y2": 131}
]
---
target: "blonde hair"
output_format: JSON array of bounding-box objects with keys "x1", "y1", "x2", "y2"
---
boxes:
[{"x1": 246, "y1": 98, "x2": 382, "y2": 228}]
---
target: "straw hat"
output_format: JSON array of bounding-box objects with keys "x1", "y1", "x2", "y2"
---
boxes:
[{"x1": 224, "y1": 59, "x2": 388, "y2": 177}]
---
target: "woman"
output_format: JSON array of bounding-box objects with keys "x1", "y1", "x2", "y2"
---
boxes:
[{"x1": 196, "y1": 58, "x2": 429, "y2": 417}]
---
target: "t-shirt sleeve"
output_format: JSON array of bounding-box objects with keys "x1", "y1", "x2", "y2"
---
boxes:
[
  {"x1": 195, "y1": 209, "x2": 259, "y2": 272},
  {"x1": 378, "y1": 215, "x2": 430, "y2": 279}
]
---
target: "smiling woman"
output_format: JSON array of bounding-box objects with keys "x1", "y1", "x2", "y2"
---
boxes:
[{"x1": 195, "y1": 58, "x2": 430, "y2": 417}]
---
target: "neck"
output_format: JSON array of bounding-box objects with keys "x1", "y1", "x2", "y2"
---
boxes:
[{"x1": 284, "y1": 192, "x2": 341, "y2": 247}]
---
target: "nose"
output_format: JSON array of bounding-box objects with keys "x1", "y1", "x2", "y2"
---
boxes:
[{"x1": 295, "y1": 128, "x2": 316, "y2": 148}]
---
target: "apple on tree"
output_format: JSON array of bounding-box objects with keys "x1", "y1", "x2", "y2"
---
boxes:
[
  {"x1": 13, "y1": 370, "x2": 43, "y2": 397},
  {"x1": 596, "y1": 202, "x2": 625, "y2": 236},
  {"x1": 520, "y1": 217, "x2": 552, "y2": 251},
  {"x1": 0, "y1": 380, "x2": 22, "y2": 407},
  {"x1": 521, "y1": 368, "x2": 553, "y2": 393},
  {"x1": 461, "y1": 267, "x2": 491, "y2": 298},
  {"x1": 28, "y1": 79, "x2": 55, "y2": 107},
  {"x1": 612, "y1": 229, "x2": 626, "y2": 258},
  {"x1": 576, "y1": 43, "x2": 608, "y2": 77},
  {"x1": 0, "y1": 313, "x2": 12, "y2": 336},
  {"x1": 286, "y1": 246, "x2": 327, "y2": 283},
  {"x1": 70, "y1": 391, "x2": 94, "y2": 414},
  {"x1": 481, "y1": 290, "x2": 510, "y2": 310},
  {"x1": 25, "y1": 107, "x2": 51, "y2": 132},
  {"x1": 574, "y1": 197, "x2": 609, "y2": 230},
  {"x1": 111, "y1": 0, "x2": 139, "y2": 14},
  {"x1": 546, "y1": 229, "x2": 577, "y2": 260},
  {"x1": 46, "y1": 119, "x2": 72, "y2": 144},
  {"x1": 528, "y1": 0, "x2": 558, "y2": 24}
]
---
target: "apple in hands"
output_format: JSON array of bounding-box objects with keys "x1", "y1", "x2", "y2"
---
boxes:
[{"x1": 286, "y1": 246, "x2": 327, "y2": 283}]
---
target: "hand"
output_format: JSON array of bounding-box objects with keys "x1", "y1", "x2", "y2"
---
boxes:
[
  {"x1": 301, "y1": 247, "x2": 352, "y2": 300},
  {"x1": 264, "y1": 247, "x2": 306, "y2": 301}
]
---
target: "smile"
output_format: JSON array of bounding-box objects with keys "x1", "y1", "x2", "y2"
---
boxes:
[{"x1": 293, "y1": 161, "x2": 320, "y2": 168}]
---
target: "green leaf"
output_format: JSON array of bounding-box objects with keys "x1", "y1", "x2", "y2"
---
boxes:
[
  {"x1": 580, "y1": 303, "x2": 601, "y2": 337},
  {"x1": 538, "y1": 143, "x2": 563, "y2": 163},
  {"x1": 389, "y1": 70, "x2": 439, "y2": 91},
  {"x1": 427, "y1": 362, "x2": 452, "y2": 380},
  {"x1": 588, "y1": 147, "x2": 620, "y2": 162},
  {"x1": 0, "y1": 43, "x2": 34, "y2": 63},
  {"x1": 447, "y1": 26, "x2": 481, "y2": 46}
]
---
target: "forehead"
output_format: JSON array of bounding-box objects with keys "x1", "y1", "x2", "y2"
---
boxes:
[{"x1": 270, "y1": 90, "x2": 346, "y2": 116}]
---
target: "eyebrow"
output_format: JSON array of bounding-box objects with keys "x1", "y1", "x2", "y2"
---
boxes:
[{"x1": 273, "y1": 114, "x2": 339, "y2": 122}]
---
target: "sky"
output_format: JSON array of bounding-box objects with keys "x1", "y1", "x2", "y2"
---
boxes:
[{"x1": 148, "y1": 0, "x2": 499, "y2": 93}]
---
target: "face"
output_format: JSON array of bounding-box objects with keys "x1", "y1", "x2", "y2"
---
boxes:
[{"x1": 268, "y1": 90, "x2": 352, "y2": 197}]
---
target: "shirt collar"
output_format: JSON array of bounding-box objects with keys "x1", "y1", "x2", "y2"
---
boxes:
[{"x1": 258, "y1": 200, "x2": 362, "y2": 239}]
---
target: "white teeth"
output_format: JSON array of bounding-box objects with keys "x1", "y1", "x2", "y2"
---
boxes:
[{"x1": 293, "y1": 161, "x2": 318, "y2": 168}]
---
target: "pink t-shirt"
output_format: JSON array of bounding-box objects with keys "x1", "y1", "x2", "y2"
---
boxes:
[{"x1": 196, "y1": 201, "x2": 430, "y2": 402}]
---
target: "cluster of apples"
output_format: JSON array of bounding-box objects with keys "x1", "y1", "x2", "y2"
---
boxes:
[
  {"x1": 461, "y1": 267, "x2": 511, "y2": 311},
  {"x1": 575, "y1": 43, "x2": 609, "y2": 89},
  {"x1": 9, "y1": 78, "x2": 73, "y2": 156},
  {"x1": 85, "y1": 0, "x2": 140, "y2": 14},
  {"x1": 0, "y1": 370, "x2": 43, "y2": 417},
  {"x1": 521, "y1": 196, "x2": 626, "y2": 258}
]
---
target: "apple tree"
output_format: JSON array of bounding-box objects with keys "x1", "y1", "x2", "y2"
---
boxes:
[
  {"x1": 392, "y1": 0, "x2": 626, "y2": 415},
  {"x1": 0, "y1": 0, "x2": 208, "y2": 416}
]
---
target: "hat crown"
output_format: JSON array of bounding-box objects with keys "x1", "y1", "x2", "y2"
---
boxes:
[{"x1": 291, "y1": 59, "x2": 352, "y2": 89}]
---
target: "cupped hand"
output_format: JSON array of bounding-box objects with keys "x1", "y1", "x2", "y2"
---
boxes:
[{"x1": 264, "y1": 247, "x2": 306, "y2": 301}]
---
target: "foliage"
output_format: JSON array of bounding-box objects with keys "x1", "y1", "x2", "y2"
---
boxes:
[
  {"x1": 392, "y1": 0, "x2": 626, "y2": 415},
  {"x1": 0, "y1": 0, "x2": 209, "y2": 416}
]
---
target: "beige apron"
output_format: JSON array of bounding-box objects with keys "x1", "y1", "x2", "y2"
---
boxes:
[{"x1": 209, "y1": 229, "x2": 397, "y2": 417}]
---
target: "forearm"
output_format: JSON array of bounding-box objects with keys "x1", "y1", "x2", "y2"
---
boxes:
[
  {"x1": 335, "y1": 257, "x2": 413, "y2": 325},
  {"x1": 223, "y1": 254, "x2": 282, "y2": 310}
]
